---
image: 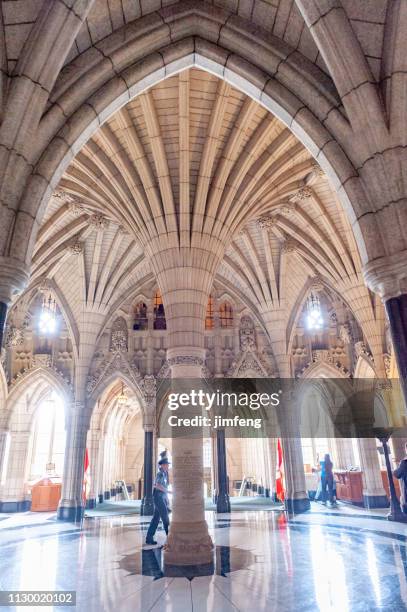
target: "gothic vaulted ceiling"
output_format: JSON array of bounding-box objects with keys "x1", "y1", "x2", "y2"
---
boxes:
[{"x1": 29, "y1": 67, "x2": 381, "y2": 351}]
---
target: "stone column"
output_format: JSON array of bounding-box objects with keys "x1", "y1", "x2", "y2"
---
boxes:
[
  {"x1": 163, "y1": 350, "x2": 213, "y2": 566},
  {"x1": 278, "y1": 393, "x2": 310, "y2": 514},
  {"x1": 0, "y1": 428, "x2": 9, "y2": 482},
  {"x1": 0, "y1": 430, "x2": 31, "y2": 512},
  {"x1": 86, "y1": 428, "x2": 101, "y2": 509},
  {"x1": 357, "y1": 438, "x2": 388, "y2": 508},
  {"x1": 364, "y1": 256, "x2": 407, "y2": 406},
  {"x1": 216, "y1": 428, "x2": 230, "y2": 513},
  {"x1": 140, "y1": 428, "x2": 154, "y2": 515},
  {"x1": 385, "y1": 294, "x2": 407, "y2": 401},
  {"x1": 334, "y1": 438, "x2": 355, "y2": 470},
  {"x1": 57, "y1": 403, "x2": 89, "y2": 521}
]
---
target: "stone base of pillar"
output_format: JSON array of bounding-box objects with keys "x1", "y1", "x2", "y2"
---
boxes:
[
  {"x1": 57, "y1": 504, "x2": 84, "y2": 522},
  {"x1": 284, "y1": 497, "x2": 311, "y2": 514},
  {"x1": 216, "y1": 493, "x2": 231, "y2": 513},
  {"x1": 363, "y1": 494, "x2": 389, "y2": 509},
  {"x1": 85, "y1": 498, "x2": 96, "y2": 510},
  {"x1": 163, "y1": 520, "x2": 214, "y2": 566},
  {"x1": 140, "y1": 496, "x2": 154, "y2": 516},
  {"x1": 0, "y1": 500, "x2": 30, "y2": 512}
]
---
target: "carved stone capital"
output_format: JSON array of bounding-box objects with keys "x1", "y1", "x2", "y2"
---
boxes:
[
  {"x1": 0, "y1": 257, "x2": 30, "y2": 304},
  {"x1": 363, "y1": 251, "x2": 407, "y2": 301}
]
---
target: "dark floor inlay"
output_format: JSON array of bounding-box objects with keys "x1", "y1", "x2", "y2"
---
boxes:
[{"x1": 118, "y1": 545, "x2": 255, "y2": 580}]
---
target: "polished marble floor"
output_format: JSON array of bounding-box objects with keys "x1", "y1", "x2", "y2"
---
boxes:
[{"x1": 1, "y1": 504, "x2": 407, "y2": 611}]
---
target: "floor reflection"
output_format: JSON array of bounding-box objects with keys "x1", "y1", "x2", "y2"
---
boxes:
[
  {"x1": 2, "y1": 509, "x2": 407, "y2": 611},
  {"x1": 118, "y1": 545, "x2": 255, "y2": 580}
]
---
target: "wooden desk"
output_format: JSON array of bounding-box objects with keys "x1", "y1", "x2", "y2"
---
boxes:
[{"x1": 334, "y1": 470, "x2": 363, "y2": 505}]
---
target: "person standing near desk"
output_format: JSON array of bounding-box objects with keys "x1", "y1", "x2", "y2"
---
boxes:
[{"x1": 145, "y1": 456, "x2": 170, "y2": 545}]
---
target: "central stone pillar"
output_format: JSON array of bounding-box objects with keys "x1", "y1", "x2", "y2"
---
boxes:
[{"x1": 163, "y1": 348, "x2": 213, "y2": 566}]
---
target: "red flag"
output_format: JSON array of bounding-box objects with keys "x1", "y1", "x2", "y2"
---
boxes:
[
  {"x1": 276, "y1": 438, "x2": 285, "y2": 502},
  {"x1": 83, "y1": 448, "x2": 90, "y2": 504}
]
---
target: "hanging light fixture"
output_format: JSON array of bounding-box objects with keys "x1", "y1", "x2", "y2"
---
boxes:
[
  {"x1": 39, "y1": 293, "x2": 57, "y2": 334},
  {"x1": 117, "y1": 383, "x2": 128, "y2": 406},
  {"x1": 306, "y1": 291, "x2": 323, "y2": 330}
]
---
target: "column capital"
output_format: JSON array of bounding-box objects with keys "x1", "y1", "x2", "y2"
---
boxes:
[
  {"x1": 0, "y1": 257, "x2": 30, "y2": 305},
  {"x1": 363, "y1": 251, "x2": 407, "y2": 301}
]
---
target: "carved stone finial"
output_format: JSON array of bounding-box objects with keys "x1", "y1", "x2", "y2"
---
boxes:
[
  {"x1": 88, "y1": 213, "x2": 108, "y2": 230},
  {"x1": 67, "y1": 239, "x2": 84, "y2": 254},
  {"x1": 294, "y1": 186, "x2": 313, "y2": 201},
  {"x1": 257, "y1": 215, "x2": 277, "y2": 230}
]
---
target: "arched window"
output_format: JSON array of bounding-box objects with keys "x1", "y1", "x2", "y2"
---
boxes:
[
  {"x1": 133, "y1": 302, "x2": 148, "y2": 330},
  {"x1": 205, "y1": 295, "x2": 214, "y2": 330},
  {"x1": 306, "y1": 292, "x2": 323, "y2": 330},
  {"x1": 30, "y1": 391, "x2": 66, "y2": 480},
  {"x1": 220, "y1": 302, "x2": 233, "y2": 328},
  {"x1": 153, "y1": 291, "x2": 166, "y2": 330}
]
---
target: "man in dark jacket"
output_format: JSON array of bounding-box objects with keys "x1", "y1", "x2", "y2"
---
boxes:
[
  {"x1": 145, "y1": 457, "x2": 170, "y2": 545},
  {"x1": 394, "y1": 443, "x2": 407, "y2": 513}
]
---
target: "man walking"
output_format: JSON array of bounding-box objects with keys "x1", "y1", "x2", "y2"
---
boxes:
[{"x1": 145, "y1": 456, "x2": 170, "y2": 545}]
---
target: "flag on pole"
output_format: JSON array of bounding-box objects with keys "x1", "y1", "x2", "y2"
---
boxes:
[
  {"x1": 83, "y1": 448, "x2": 90, "y2": 504},
  {"x1": 276, "y1": 438, "x2": 285, "y2": 502}
]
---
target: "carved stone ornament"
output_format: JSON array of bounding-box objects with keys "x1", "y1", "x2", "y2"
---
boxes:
[
  {"x1": 257, "y1": 215, "x2": 277, "y2": 230},
  {"x1": 167, "y1": 356, "x2": 205, "y2": 367},
  {"x1": 88, "y1": 213, "x2": 108, "y2": 230},
  {"x1": 32, "y1": 354, "x2": 52, "y2": 368},
  {"x1": 383, "y1": 353, "x2": 391, "y2": 377},
  {"x1": 5, "y1": 326, "x2": 24, "y2": 347},
  {"x1": 67, "y1": 239, "x2": 84, "y2": 255},
  {"x1": 311, "y1": 161, "x2": 325, "y2": 178},
  {"x1": 157, "y1": 360, "x2": 170, "y2": 379},
  {"x1": 294, "y1": 186, "x2": 313, "y2": 200},
  {"x1": 53, "y1": 189, "x2": 72, "y2": 203},
  {"x1": 354, "y1": 341, "x2": 370, "y2": 358},
  {"x1": 86, "y1": 352, "x2": 141, "y2": 397},
  {"x1": 141, "y1": 374, "x2": 156, "y2": 407},
  {"x1": 339, "y1": 323, "x2": 352, "y2": 345},
  {"x1": 110, "y1": 317, "x2": 128, "y2": 352},
  {"x1": 239, "y1": 316, "x2": 256, "y2": 352},
  {"x1": 68, "y1": 201, "x2": 85, "y2": 217},
  {"x1": 312, "y1": 350, "x2": 332, "y2": 363}
]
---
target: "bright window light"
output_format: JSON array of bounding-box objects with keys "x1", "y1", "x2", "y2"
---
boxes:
[
  {"x1": 39, "y1": 309, "x2": 56, "y2": 334},
  {"x1": 306, "y1": 292, "x2": 323, "y2": 330},
  {"x1": 307, "y1": 308, "x2": 323, "y2": 330}
]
